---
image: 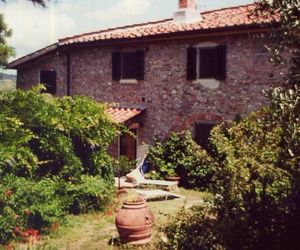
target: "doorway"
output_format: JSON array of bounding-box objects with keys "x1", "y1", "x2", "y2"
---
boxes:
[
  {"x1": 119, "y1": 129, "x2": 137, "y2": 161},
  {"x1": 194, "y1": 122, "x2": 215, "y2": 151}
]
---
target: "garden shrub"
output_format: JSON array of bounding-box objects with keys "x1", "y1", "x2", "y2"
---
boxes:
[
  {"x1": 0, "y1": 87, "x2": 118, "y2": 244},
  {"x1": 157, "y1": 206, "x2": 224, "y2": 250},
  {"x1": 113, "y1": 156, "x2": 136, "y2": 178},
  {"x1": 148, "y1": 131, "x2": 216, "y2": 189},
  {"x1": 0, "y1": 175, "x2": 65, "y2": 244},
  {"x1": 60, "y1": 175, "x2": 115, "y2": 214},
  {"x1": 0, "y1": 114, "x2": 38, "y2": 178},
  {"x1": 209, "y1": 86, "x2": 300, "y2": 249},
  {"x1": 158, "y1": 86, "x2": 300, "y2": 250},
  {"x1": 113, "y1": 156, "x2": 136, "y2": 189},
  {"x1": 209, "y1": 110, "x2": 290, "y2": 250},
  {"x1": 0, "y1": 87, "x2": 117, "y2": 181},
  {"x1": 144, "y1": 170, "x2": 163, "y2": 180}
]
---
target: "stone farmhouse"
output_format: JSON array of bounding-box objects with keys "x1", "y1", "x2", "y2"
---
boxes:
[{"x1": 8, "y1": 0, "x2": 279, "y2": 161}]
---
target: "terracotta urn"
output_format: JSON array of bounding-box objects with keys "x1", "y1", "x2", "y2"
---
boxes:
[{"x1": 115, "y1": 196, "x2": 154, "y2": 244}]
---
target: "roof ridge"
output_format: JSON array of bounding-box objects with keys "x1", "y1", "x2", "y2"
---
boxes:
[
  {"x1": 59, "y1": 18, "x2": 172, "y2": 43},
  {"x1": 59, "y1": 3, "x2": 256, "y2": 43},
  {"x1": 8, "y1": 2, "x2": 274, "y2": 69},
  {"x1": 201, "y1": 3, "x2": 255, "y2": 15}
]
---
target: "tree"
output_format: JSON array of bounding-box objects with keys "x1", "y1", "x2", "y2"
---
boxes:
[
  {"x1": 158, "y1": 2, "x2": 300, "y2": 249},
  {"x1": 0, "y1": 0, "x2": 49, "y2": 68},
  {"x1": 256, "y1": 0, "x2": 300, "y2": 86},
  {"x1": 0, "y1": 14, "x2": 14, "y2": 68},
  {"x1": 1, "y1": 0, "x2": 48, "y2": 7}
]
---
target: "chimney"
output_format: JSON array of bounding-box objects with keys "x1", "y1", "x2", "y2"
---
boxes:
[{"x1": 173, "y1": 0, "x2": 202, "y2": 23}]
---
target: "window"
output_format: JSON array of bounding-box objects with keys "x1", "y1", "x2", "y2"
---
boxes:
[
  {"x1": 112, "y1": 50, "x2": 145, "y2": 81},
  {"x1": 194, "y1": 122, "x2": 216, "y2": 151},
  {"x1": 40, "y1": 70, "x2": 57, "y2": 94},
  {"x1": 187, "y1": 45, "x2": 226, "y2": 80}
]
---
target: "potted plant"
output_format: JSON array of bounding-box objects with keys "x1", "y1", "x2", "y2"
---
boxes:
[
  {"x1": 148, "y1": 136, "x2": 180, "y2": 182},
  {"x1": 160, "y1": 163, "x2": 181, "y2": 182},
  {"x1": 123, "y1": 194, "x2": 145, "y2": 204}
]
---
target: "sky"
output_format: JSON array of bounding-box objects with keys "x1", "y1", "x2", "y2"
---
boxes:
[{"x1": 1, "y1": 0, "x2": 254, "y2": 71}]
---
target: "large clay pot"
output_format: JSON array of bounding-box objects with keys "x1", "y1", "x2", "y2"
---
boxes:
[{"x1": 115, "y1": 197, "x2": 154, "y2": 244}]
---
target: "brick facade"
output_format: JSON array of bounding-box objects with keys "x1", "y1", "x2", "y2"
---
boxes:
[
  {"x1": 16, "y1": 33, "x2": 279, "y2": 157},
  {"x1": 16, "y1": 52, "x2": 68, "y2": 96}
]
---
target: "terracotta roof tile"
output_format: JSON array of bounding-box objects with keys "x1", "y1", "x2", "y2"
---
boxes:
[
  {"x1": 7, "y1": 4, "x2": 279, "y2": 69},
  {"x1": 59, "y1": 4, "x2": 278, "y2": 46},
  {"x1": 106, "y1": 106, "x2": 144, "y2": 123}
]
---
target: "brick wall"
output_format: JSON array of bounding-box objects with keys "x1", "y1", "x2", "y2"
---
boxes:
[
  {"x1": 17, "y1": 33, "x2": 280, "y2": 146},
  {"x1": 17, "y1": 52, "x2": 67, "y2": 96}
]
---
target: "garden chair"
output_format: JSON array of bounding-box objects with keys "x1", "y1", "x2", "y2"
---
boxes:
[
  {"x1": 126, "y1": 166, "x2": 178, "y2": 191},
  {"x1": 133, "y1": 189, "x2": 184, "y2": 201}
]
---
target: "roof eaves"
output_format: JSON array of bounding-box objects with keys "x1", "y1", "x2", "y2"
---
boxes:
[{"x1": 6, "y1": 43, "x2": 58, "y2": 69}]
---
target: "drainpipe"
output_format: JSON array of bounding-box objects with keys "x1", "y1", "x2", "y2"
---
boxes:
[{"x1": 66, "y1": 52, "x2": 71, "y2": 96}]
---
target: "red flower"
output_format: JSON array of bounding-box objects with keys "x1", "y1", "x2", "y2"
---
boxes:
[
  {"x1": 21, "y1": 228, "x2": 40, "y2": 242},
  {"x1": 4, "y1": 189, "x2": 13, "y2": 197},
  {"x1": 14, "y1": 226, "x2": 21, "y2": 233}
]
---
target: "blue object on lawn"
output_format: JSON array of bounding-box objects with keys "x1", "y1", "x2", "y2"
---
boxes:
[{"x1": 141, "y1": 157, "x2": 150, "y2": 174}]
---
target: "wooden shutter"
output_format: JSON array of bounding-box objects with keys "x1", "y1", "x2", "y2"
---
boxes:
[
  {"x1": 216, "y1": 45, "x2": 227, "y2": 80},
  {"x1": 112, "y1": 52, "x2": 121, "y2": 80},
  {"x1": 186, "y1": 47, "x2": 197, "y2": 80},
  {"x1": 136, "y1": 50, "x2": 145, "y2": 80}
]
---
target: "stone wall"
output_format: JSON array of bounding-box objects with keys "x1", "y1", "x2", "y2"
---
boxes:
[
  {"x1": 17, "y1": 52, "x2": 67, "y2": 96},
  {"x1": 17, "y1": 33, "x2": 280, "y2": 147}
]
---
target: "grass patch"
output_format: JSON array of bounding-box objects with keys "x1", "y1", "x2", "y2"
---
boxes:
[
  {"x1": 11, "y1": 188, "x2": 209, "y2": 250},
  {"x1": 0, "y1": 80, "x2": 16, "y2": 93}
]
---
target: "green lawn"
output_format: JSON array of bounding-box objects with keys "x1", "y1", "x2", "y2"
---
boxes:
[{"x1": 12, "y1": 188, "x2": 210, "y2": 250}]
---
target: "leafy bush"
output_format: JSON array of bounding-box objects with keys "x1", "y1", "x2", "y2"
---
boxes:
[
  {"x1": 208, "y1": 86, "x2": 300, "y2": 249},
  {"x1": 0, "y1": 87, "x2": 117, "y2": 181},
  {"x1": 113, "y1": 156, "x2": 135, "y2": 178},
  {"x1": 158, "y1": 86, "x2": 300, "y2": 250},
  {"x1": 148, "y1": 131, "x2": 216, "y2": 189},
  {"x1": 144, "y1": 170, "x2": 163, "y2": 180},
  {"x1": 113, "y1": 156, "x2": 136, "y2": 189},
  {"x1": 157, "y1": 207, "x2": 224, "y2": 250},
  {"x1": 61, "y1": 175, "x2": 115, "y2": 214},
  {"x1": 0, "y1": 176, "x2": 65, "y2": 244},
  {"x1": 0, "y1": 87, "x2": 118, "y2": 244}
]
